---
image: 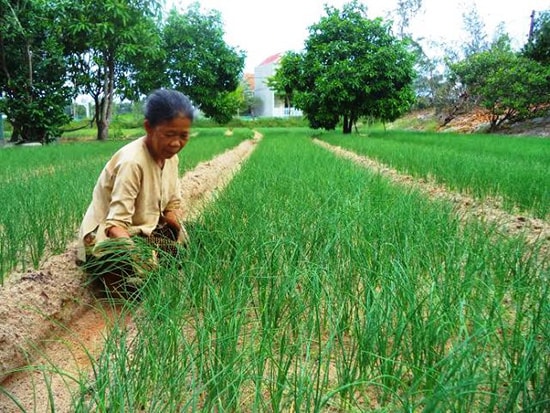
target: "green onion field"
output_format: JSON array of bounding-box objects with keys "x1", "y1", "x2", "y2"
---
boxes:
[
  {"x1": 0, "y1": 129, "x2": 252, "y2": 282},
  {"x1": 1, "y1": 127, "x2": 549, "y2": 412}
]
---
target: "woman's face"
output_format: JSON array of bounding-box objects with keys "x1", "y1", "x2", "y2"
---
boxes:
[{"x1": 144, "y1": 115, "x2": 192, "y2": 163}]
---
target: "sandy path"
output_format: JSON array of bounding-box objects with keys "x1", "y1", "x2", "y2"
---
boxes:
[{"x1": 0, "y1": 134, "x2": 260, "y2": 412}]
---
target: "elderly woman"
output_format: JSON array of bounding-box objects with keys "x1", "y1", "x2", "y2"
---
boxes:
[{"x1": 77, "y1": 89, "x2": 194, "y2": 297}]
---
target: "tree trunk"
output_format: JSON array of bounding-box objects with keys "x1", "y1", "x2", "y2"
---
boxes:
[
  {"x1": 342, "y1": 115, "x2": 352, "y2": 134},
  {"x1": 10, "y1": 123, "x2": 21, "y2": 142},
  {"x1": 96, "y1": 55, "x2": 115, "y2": 141},
  {"x1": 94, "y1": 96, "x2": 106, "y2": 141},
  {"x1": 97, "y1": 116, "x2": 109, "y2": 141}
]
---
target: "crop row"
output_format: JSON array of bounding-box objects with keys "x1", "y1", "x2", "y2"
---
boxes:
[
  {"x1": 77, "y1": 130, "x2": 548, "y2": 412},
  {"x1": 0, "y1": 129, "x2": 252, "y2": 283},
  {"x1": 318, "y1": 130, "x2": 550, "y2": 219}
]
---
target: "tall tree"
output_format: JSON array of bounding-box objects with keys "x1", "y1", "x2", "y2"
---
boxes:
[
  {"x1": 269, "y1": 1, "x2": 415, "y2": 134},
  {"x1": 63, "y1": 0, "x2": 162, "y2": 140},
  {"x1": 450, "y1": 39, "x2": 550, "y2": 130},
  {"x1": 161, "y1": 3, "x2": 245, "y2": 124},
  {"x1": 266, "y1": 51, "x2": 302, "y2": 111},
  {"x1": 461, "y1": 4, "x2": 489, "y2": 57},
  {"x1": 235, "y1": 76, "x2": 257, "y2": 117},
  {"x1": 394, "y1": 0, "x2": 423, "y2": 38},
  {"x1": 0, "y1": 0, "x2": 72, "y2": 143},
  {"x1": 523, "y1": 10, "x2": 550, "y2": 64},
  {"x1": 409, "y1": 42, "x2": 446, "y2": 108}
]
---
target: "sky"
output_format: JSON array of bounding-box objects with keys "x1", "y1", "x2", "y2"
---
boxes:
[{"x1": 166, "y1": 0, "x2": 549, "y2": 73}]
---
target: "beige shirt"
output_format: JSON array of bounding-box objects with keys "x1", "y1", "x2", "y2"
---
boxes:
[{"x1": 77, "y1": 136, "x2": 182, "y2": 261}]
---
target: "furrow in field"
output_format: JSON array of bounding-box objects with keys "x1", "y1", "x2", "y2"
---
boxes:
[{"x1": 314, "y1": 139, "x2": 550, "y2": 258}]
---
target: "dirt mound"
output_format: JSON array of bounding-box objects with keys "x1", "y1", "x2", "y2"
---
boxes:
[
  {"x1": 398, "y1": 108, "x2": 550, "y2": 137},
  {"x1": 0, "y1": 246, "x2": 92, "y2": 382},
  {"x1": 439, "y1": 108, "x2": 494, "y2": 133}
]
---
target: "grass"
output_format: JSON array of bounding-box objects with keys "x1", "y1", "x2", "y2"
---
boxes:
[
  {"x1": 386, "y1": 110, "x2": 440, "y2": 132},
  {"x1": 316, "y1": 129, "x2": 550, "y2": 219},
  {"x1": 75, "y1": 129, "x2": 549, "y2": 412},
  {"x1": 178, "y1": 127, "x2": 254, "y2": 173},
  {"x1": 58, "y1": 115, "x2": 305, "y2": 141}
]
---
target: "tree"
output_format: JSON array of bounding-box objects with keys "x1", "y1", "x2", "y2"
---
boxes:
[
  {"x1": 161, "y1": 4, "x2": 245, "y2": 124},
  {"x1": 270, "y1": 1, "x2": 415, "y2": 134},
  {"x1": 63, "y1": 0, "x2": 162, "y2": 140},
  {"x1": 450, "y1": 42, "x2": 550, "y2": 130},
  {"x1": 523, "y1": 10, "x2": 550, "y2": 64},
  {"x1": 234, "y1": 76, "x2": 257, "y2": 117},
  {"x1": 0, "y1": 0, "x2": 72, "y2": 143},
  {"x1": 461, "y1": 4, "x2": 489, "y2": 57},
  {"x1": 266, "y1": 51, "x2": 302, "y2": 111},
  {"x1": 393, "y1": 0, "x2": 423, "y2": 38},
  {"x1": 409, "y1": 41, "x2": 446, "y2": 109}
]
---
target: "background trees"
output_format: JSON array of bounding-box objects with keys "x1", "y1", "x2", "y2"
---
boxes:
[
  {"x1": 450, "y1": 43, "x2": 549, "y2": 130},
  {"x1": 1, "y1": 0, "x2": 549, "y2": 142},
  {"x1": 523, "y1": 10, "x2": 550, "y2": 64},
  {"x1": 0, "y1": 0, "x2": 72, "y2": 143},
  {"x1": 0, "y1": 0, "x2": 244, "y2": 143},
  {"x1": 447, "y1": 10, "x2": 550, "y2": 130},
  {"x1": 160, "y1": 4, "x2": 245, "y2": 124},
  {"x1": 63, "y1": 0, "x2": 163, "y2": 141},
  {"x1": 270, "y1": 1, "x2": 415, "y2": 133}
]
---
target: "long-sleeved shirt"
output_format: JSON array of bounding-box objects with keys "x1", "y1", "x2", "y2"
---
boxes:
[{"x1": 77, "y1": 136, "x2": 181, "y2": 262}]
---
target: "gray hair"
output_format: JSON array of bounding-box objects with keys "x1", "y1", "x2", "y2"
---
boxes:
[{"x1": 144, "y1": 89, "x2": 195, "y2": 127}]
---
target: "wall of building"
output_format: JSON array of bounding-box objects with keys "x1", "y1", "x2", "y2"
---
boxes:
[
  {"x1": 253, "y1": 54, "x2": 302, "y2": 118},
  {"x1": 254, "y1": 62, "x2": 276, "y2": 117}
]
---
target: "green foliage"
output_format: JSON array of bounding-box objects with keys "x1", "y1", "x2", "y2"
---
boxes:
[
  {"x1": 270, "y1": 1, "x2": 416, "y2": 134},
  {"x1": 450, "y1": 46, "x2": 550, "y2": 129},
  {"x1": 235, "y1": 77, "x2": 256, "y2": 117},
  {"x1": 0, "y1": 128, "x2": 249, "y2": 282},
  {"x1": 523, "y1": 10, "x2": 550, "y2": 64},
  {"x1": 226, "y1": 116, "x2": 310, "y2": 128},
  {"x1": 62, "y1": 0, "x2": 163, "y2": 140},
  {"x1": 161, "y1": 4, "x2": 245, "y2": 125},
  {"x1": 393, "y1": 0, "x2": 423, "y2": 38},
  {"x1": 461, "y1": 4, "x2": 489, "y2": 57},
  {"x1": 206, "y1": 91, "x2": 240, "y2": 125},
  {"x1": 0, "y1": 0, "x2": 72, "y2": 143},
  {"x1": 267, "y1": 51, "x2": 302, "y2": 109}
]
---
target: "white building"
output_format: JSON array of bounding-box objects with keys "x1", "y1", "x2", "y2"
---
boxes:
[{"x1": 253, "y1": 53, "x2": 302, "y2": 118}]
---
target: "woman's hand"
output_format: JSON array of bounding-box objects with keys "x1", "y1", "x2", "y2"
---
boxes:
[
  {"x1": 107, "y1": 225, "x2": 131, "y2": 239},
  {"x1": 163, "y1": 210, "x2": 181, "y2": 233}
]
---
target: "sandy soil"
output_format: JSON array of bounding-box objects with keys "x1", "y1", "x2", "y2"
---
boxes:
[
  {"x1": 0, "y1": 129, "x2": 548, "y2": 411},
  {"x1": 0, "y1": 133, "x2": 260, "y2": 412}
]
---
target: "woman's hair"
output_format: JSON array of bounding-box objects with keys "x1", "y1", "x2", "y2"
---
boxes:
[{"x1": 144, "y1": 89, "x2": 195, "y2": 126}]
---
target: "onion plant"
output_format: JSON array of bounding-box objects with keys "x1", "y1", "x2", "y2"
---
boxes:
[
  {"x1": 0, "y1": 130, "x2": 252, "y2": 283},
  {"x1": 318, "y1": 130, "x2": 550, "y2": 219},
  {"x1": 78, "y1": 129, "x2": 548, "y2": 412}
]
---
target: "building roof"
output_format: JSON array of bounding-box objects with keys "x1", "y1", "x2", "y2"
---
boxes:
[{"x1": 257, "y1": 52, "x2": 283, "y2": 67}]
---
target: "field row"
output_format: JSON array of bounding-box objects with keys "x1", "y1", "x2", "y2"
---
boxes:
[
  {"x1": 0, "y1": 129, "x2": 252, "y2": 283},
  {"x1": 2, "y1": 128, "x2": 547, "y2": 282},
  {"x1": 318, "y1": 129, "x2": 550, "y2": 219},
  {"x1": 76, "y1": 130, "x2": 548, "y2": 411}
]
